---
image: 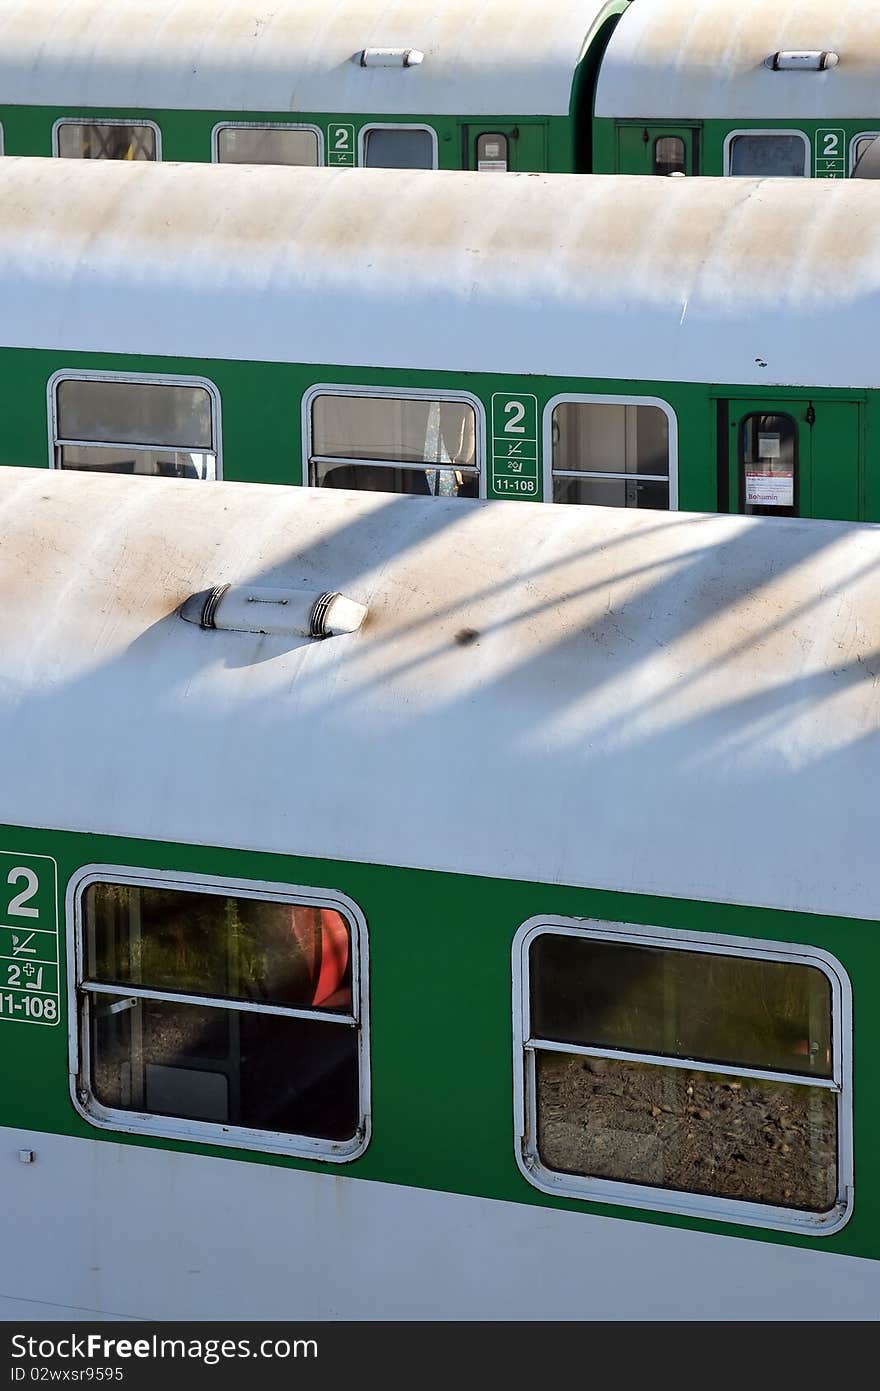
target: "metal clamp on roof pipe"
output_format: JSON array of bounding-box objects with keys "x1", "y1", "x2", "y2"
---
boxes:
[
  {"x1": 357, "y1": 47, "x2": 424, "y2": 67},
  {"x1": 764, "y1": 51, "x2": 839, "y2": 71},
  {"x1": 180, "y1": 586, "x2": 367, "y2": 638}
]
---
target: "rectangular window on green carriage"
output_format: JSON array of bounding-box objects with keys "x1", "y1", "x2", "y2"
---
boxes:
[
  {"x1": 53, "y1": 120, "x2": 161, "y2": 160},
  {"x1": 71, "y1": 871, "x2": 370, "y2": 1159},
  {"x1": 724, "y1": 131, "x2": 809, "y2": 176},
  {"x1": 214, "y1": 123, "x2": 322, "y2": 166},
  {"x1": 548, "y1": 398, "x2": 674, "y2": 509},
  {"x1": 360, "y1": 125, "x2": 437, "y2": 169},
  {"x1": 515, "y1": 921, "x2": 852, "y2": 1232},
  {"x1": 50, "y1": 375, "x2": 219, "y2": 479},
  {"x1": 308, "y1": 390, "x2": 480, "y2": 497}
]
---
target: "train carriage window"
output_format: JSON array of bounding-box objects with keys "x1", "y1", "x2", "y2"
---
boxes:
[
  {"x1": 850, "y1": 133, "x2": 880, "y2": 175},
  {"x1": 0, "y1": 125, "x2": 4, "y2": 155},
  {"x1": 361, "y1": 125, "x2": 437, "y2": 169},
  {"x1": 51, "y1": 375, "x2": 219, "y2": 479},
  {"x1": 548, "y1": 398, "x2": 675, "y2": 510},
  {"x1": 740, "y1": 412, "x2": 798, "y2": 516},
  {"x1": 514, "y1": 920, "x2": 852, "y2": 1232},
  {"x1": 309, "y1": 391, "x2": 480, "y2": 497},
  {"x1": 477, "y1": 134, "x2": 509, "y2": 172},
  {"x1": 54, "y1": 120, "x2": 160, "y2": 161},
  {"x1": 654, "y1": 137, "x2": 685, "y2": 176},
  {"x1": 725, "y1": 132, "x2": 809, "y2": 176},
  {"x1": 214, "y1": 124, "x2": 321, "y2": 166},
  {"x1": 71, "y1": 870, "x2": 370, "y2": 1159}
]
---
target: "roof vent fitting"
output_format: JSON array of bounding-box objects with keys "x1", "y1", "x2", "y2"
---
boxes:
[
  {"x1": 356, "y1": 47, "x2": 424, "y2": 67},
  {"x1": 180, "y1": 585, "x2": 367, "y2": 639},
  {"x1": 764, "y1": 51, "x2": 839, "y2": 71}
]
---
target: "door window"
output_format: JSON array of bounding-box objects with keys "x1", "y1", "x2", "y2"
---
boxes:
[
  {"x1": 740, "y1": 413, "x2": 798, "y2": 516},
  {"x1": 654, "y1": 136, "x2": 686, "y2": 176}
]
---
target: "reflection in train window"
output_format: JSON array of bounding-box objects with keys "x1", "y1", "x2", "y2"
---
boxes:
[
  {"x1": 740, "y1": 412, "x2": 798, "y2": 516},
  {"x1": 654, "y1": 137, "x2": 685, "y2": 176},
  {"x1": 214, "y1": 124, "x2": 321, "y2": 166},
  {"x1": 73, "y1": 872, "x2": 369, "y2": 1158},
  {"x1": 516, "y1": 920, "x2": 851, "y2": 1230},
  {"x1": 52, "y1": 375, "x2": 219, "y2": 479},
  {"x1": 726, "y1": 132, "x2": 808, "y2": 176},
  {"x1": 54, "y1": 120, "x2": 160, "y2": 160},
  {"x1": 550, "y1": 398, "x2": 673, "y2": 508},
  {"x1": 850, "y1": 132, "x2": 880, "y2": 174},
  {"x1": 362, "y1": 126, "x2": 436, "y2": 168},
  {"x1": 309, "y1": 391, "x2": 479, "y2": 497}
]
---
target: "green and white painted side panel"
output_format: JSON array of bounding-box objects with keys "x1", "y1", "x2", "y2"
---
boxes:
[
  {"x1": 1, "y1": 826, "x2": 879, "y2": 1309},
  {"x1": 5, "y1": 344, "x2": 880, "y2": 520}
]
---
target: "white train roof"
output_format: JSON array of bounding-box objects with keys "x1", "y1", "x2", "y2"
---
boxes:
[
  {"x1": 596, "y1": 0, "x2": 880, "y2": 120},
  {"x1": 0, "y1": 466, "x2": 877, "y2": 923},
  {"x1": 0, "y1": 0, "x2": 618, "y2": 118},
  {"x1": 2, "y1": 157, "x2": 880, "y2": 391}
]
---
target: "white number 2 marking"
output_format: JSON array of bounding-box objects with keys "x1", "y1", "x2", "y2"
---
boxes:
[
  {"x1": 504, "y1": 400, "x2": 526, "y2": 434},
  {"x1": 7, "y1": 867, "x2": 39, "y2": 918},
  {"x1": 823, "y1": 133, "x2": 840, "y2": 157}
]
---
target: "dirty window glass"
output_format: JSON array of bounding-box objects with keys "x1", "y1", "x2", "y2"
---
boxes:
[
  {"x1": 363, "y1": 127, "x2": 434, "y2": 168},
  {"x1": 526, "y1": 930, "x2": 840, "y2": 1215},
  {"x1": 79, "y1": 878, "x2": 364, "y2": 1149},
  {"x1": 56, "y1": 122, "x2": 158, "y2": 160},
  {"x1": 551, "y1": 401, "x2": 670, "y2": 509},
  {"x1": 216, "y1": 126, "x2": 320, "y2": 166},
  {"x1": 728, "y1": 134, "x2": 807, "y2": 176},
  {"x1": 55, "y1": 379, "x2": 216, "y2": 480},
  {"x1": 311, "y1": 394, "x2": 478, "y2": 498}
]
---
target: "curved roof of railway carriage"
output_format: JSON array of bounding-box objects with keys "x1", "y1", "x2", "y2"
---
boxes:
[
  {"x1": 2, "y1": 157, "x2": 880, "y2": 391},
  {"x1": 0, "y1": 0, "x2": 620, "y2": 118},
  {"x1": 0, "y1": 465, "x2": 878, "y2": 923},
  {"x1": 596, "y1": 0, "x2": 880, "y2": 120}
]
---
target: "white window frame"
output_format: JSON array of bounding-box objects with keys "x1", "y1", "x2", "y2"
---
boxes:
[
  {"x1": 849, "y1": 131, "x2": 880, "y2": 173},
  {"x1": 543, "y1": 392, "x2": 678, "y2": 510},
  {"x1": 723, "y1": 128, "x2": 810, "y2": 177},
  {"x1": 358, "y1": 123, "x2": 439, "y2": 169},
  {"x1": 303, "y1": 382, "x2": 486, "y2": 497},
  {"x1": 513, "y1": 915, "x2": 853, "y2": 1234},
  {"x1": 52, "y1": 116, "x2": 163, "y2": 160},
  {"x1": 211, "y1": 120, "x2": 324, "y2": 165},
  {"x1": 67, "y1": 864, "x2": 371, "y2": 1162},
  {"x1": 47, "y1": 368, "x2": 222, "y2": 479},
  {"x1": 0, "y1": 124, "x2": 4, "y2": 156}
]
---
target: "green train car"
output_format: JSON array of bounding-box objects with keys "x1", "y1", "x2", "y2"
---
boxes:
[
  {"x1": 1, "y1": 465, "x2": 877, "y2": 1319},
  {"x1": 1, "y1": 0, "x2": 879, "y2": 179},
  {"x1": 2, "y1": 156, "x2": 880, "y2": 524}
]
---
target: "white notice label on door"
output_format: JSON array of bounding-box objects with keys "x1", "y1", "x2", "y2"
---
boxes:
[
  {"x1": 757, "y1": 433, "x2": 781, "y2": 458},
  {"x1": 746, "y1": 472, "x2": 794, "y2": 507}
]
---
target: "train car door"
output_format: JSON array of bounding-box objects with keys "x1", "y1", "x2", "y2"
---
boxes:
[
  {"x1": 615, "y1": 125, "x2": 700, "y2": 175},
  {"x1": 722, "y1": 399, "x2": 862, "y2": 521},
  {"x1": 465, "y1": 125, "x2": 547, "y2": 172}
]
